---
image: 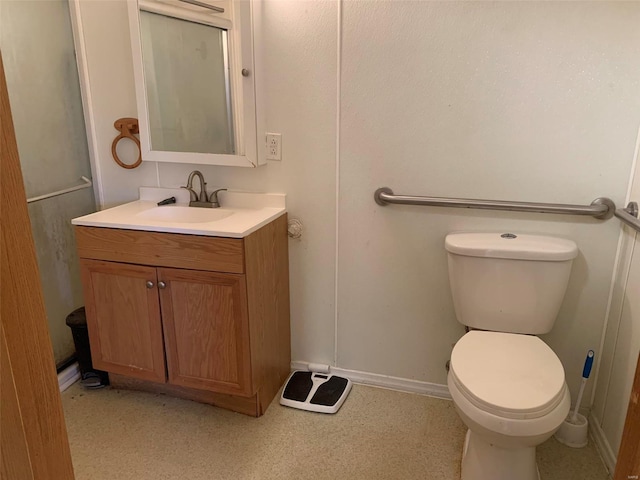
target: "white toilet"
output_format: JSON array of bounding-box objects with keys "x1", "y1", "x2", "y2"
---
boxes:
[{"x1": 445, "y1": 232, "x2": 578, "y2": 480}]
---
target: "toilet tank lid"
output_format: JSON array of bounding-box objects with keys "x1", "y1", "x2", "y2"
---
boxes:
[{"x1": 445, "y1": 232, "x2": 578, "y2": 261}]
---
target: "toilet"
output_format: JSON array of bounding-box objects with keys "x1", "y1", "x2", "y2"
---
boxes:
[{"x1": 445, "y1": 232, "x2": 578, "y2": 480}]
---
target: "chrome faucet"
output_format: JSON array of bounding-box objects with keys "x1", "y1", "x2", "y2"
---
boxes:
[{"x1": 181, "y1": 170, "x2": 226, "y2": 208}]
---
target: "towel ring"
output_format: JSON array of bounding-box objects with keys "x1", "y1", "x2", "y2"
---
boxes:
[{"x1": 111, "y1": 117, "x2": 142, "y2": 169}]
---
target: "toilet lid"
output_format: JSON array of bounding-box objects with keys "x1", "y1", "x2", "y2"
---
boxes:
[{"x1": 450, "y1": 331, "x2": 566, "y2": 418}]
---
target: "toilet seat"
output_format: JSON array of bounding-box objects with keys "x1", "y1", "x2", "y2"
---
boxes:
[{"x1": 450, "y1": 331, "x2": 566, "y2": 420}]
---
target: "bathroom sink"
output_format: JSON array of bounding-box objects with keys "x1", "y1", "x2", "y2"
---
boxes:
[
  {"x1": 71, "y1": 187, "x2": 286, "y2": 238},
  {"x1": 136, "y1": 206, "x2": 233, "y2": 224}
]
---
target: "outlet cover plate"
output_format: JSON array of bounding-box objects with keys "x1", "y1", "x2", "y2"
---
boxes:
[{"x1": 266, "y1": 133, "x2": 281, "y2": 161}]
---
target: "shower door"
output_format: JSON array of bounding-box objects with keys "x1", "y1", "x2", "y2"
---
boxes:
[{"x1": 1, "y1": 0, "x2": 96, "y2": 365}]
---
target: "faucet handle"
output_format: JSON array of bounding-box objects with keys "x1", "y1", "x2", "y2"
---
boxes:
[
  {"x1": 181, "y1": 186, "x2": 198, "y2": 202},
  {"x1": 208, "y1": 188, "x2": 227, "y2": 206}
]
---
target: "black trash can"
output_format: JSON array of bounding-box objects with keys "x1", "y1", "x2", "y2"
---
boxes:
[{"x1": 65, "y1": 307, "x2": 109, "y2": 388}]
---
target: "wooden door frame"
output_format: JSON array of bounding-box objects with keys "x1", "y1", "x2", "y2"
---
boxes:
[
  {"x1": 614, "y1": 351, "x2": 640, "y2": 480},
  {"x1": 1, "y1": 54, "x2": 75, "y2": 479}
]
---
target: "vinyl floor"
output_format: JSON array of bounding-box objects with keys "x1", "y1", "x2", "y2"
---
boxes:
[{"x1": 61, "y1": 382, "x2": 610, "y2": 480}]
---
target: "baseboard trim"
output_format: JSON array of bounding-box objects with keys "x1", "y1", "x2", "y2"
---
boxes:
[
  {"x1": 290, "y1": 361, "x2": 451, "y2": 400},
  {"x1": 58, "y1": 362, "x2": 81, "y2": 392},
  {"x1": 588, "y1": 411, "x2": 617, "y2": 475}
]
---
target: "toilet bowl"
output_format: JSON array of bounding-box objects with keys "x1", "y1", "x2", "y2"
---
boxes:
[
  {"x1": 444, "y1": 232, "x2": 578, "y2": 479},
  {"x1": 448, "y1": 331, "x2": 570, "y2": 480}
]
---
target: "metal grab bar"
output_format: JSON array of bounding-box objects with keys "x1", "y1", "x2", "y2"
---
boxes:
[
  {"x1": 614, "y1": 202, "x2": 640, "y2": 233},
  {"x1": 374, "y1": 187, "x2": 616, "y2": 220},
  {"x1": 27, "y1": 176, "x2": 93, "y2": 204}
]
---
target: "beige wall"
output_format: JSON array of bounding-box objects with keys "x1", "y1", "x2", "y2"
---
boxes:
[{"x1": 74, "y1": 0, "x2": 640, "y2": 413}]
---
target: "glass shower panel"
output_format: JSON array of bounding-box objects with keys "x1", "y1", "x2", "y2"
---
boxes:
[{"x1": 1, "y1": 0, "x2": 96, "y2": 365}]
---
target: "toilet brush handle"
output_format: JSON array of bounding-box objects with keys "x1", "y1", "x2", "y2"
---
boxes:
[
  {"x1": 571, "y1": 379, "x2": 587, "y2": 423},
  {"x1": 582, "y1": 350, "x2": 595, "y2": 379},
  {"x1": 571, "y1": 350, "x2": 595, "y2": 423}
]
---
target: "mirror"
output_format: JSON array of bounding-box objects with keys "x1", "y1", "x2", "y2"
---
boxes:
[
  {"x1": 140, "y1": 10, "x2": 235, "y2": 155},
  {"x1": 128, "y1": 0, "x2": 264, "y2": 167}
]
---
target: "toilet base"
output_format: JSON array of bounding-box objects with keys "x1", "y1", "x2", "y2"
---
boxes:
[{"x1": 461, "y1": 430, "x2": 540, "y2": 480}]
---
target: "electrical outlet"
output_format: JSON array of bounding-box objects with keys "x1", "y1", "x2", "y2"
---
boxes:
[{"x1": 266, "y1": 133, "x2": 281, "y2": 161}]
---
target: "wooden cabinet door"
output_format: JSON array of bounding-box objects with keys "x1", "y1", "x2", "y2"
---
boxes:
[
  {"x1": 614, "y1": 351, "x2": 640, "y2": 480},
  {"x1": 158, "y1": 268, "x2": 252, "y2": 396},
  {"x1": 80, "y1": 259, "x2": 166, "y2": 383}
]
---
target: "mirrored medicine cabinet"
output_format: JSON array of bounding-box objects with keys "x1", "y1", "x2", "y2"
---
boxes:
[{"x1": 128, "y1": 0, "x2": 265, "y2": 167}]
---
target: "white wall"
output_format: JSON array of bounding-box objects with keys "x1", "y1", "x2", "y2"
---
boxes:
[
  {"x1": 338, "y1": 2, "x2": 640, "y2": 398},
  {"x1": 72, "y1": 0, "x2": 158, "y2": 209},
  {"x1": 75, "y1": 0, "x2": 640, "y2": 411},
  {"x1": 591, "y1": 136, "x2": 640, "y2": 471}
]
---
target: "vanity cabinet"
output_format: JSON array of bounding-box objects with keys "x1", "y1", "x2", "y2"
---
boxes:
[
  {"x1": 159, "y1": 267, "x2": 251, "y2": 396},
  {"x1": 75, "y1": 214, "x2": 290, "y2": 416},
  {"x1": 79, "y1": 260, "x2": 166, "y2": 384}
]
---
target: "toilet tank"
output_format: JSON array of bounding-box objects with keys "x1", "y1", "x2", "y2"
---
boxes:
[{"x1": 445, "y1": 233, "x2": 578, "y2": 335}]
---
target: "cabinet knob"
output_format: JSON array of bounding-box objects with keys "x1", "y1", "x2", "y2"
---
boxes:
[
  {"x1": 158, "y1": 281, "x2": 166, "y2": 289},
  {"x1": 146, "y1": 281, "x2": 155, "y2": 289}
]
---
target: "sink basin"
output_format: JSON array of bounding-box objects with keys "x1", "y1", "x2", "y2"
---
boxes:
[
  {"x1": 72, "y1": 187, "x2": 286, "y2": 238},
  {"x1": 136, "y1": 206, "x2": 233, "y2": 224}
]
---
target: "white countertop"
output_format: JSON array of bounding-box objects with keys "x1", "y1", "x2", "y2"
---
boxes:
[{"x1": 72, "y1": 187, "x2": 286, "y2": 238}]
